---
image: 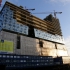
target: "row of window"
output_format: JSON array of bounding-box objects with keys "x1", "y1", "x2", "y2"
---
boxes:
[
  {"x1": 0, "y1": 54, "x2": 52, "y2": 59},
  {"x1": 3, "y1": 60, "x2": 52, "y2": 62},
  {"x1": 0, "y1": 59, "x2": 53, "y2": 64},
  {"x1": 6, "y1": 63, "x2": 50, "y2": 67},
  {"x1": 1, "y1": 56, "x2": 52, "y2": 59}
]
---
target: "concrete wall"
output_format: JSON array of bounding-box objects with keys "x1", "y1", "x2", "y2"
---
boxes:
[
  {"x1": 57, "y1": 50, "x2": 68, "y2": 56},
  {"x1": 20, "y1": 35, "x2": 40, "y2": 55},
  {"x1": 41, "y1": 48, "x2": 57, "y2": 57},
  {"x1": 56, "y1": 44, "x2": 67, "y2": 50},
  {"x1": 43, "y1": 40, "x2": 56, "y2": 49},
  {"x1": 20, "y1": 35, "x2": 68, "y2": 57},
  {"x1": 0, "y1": 31, "x2": 68, "y2": 56}
]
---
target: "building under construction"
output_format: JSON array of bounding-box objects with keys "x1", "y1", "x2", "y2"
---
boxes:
[{"x1": 0, "y1": 1, "x2": 70, "y2": 70}]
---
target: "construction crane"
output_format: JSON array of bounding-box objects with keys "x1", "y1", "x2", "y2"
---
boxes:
[
  {"x1": 25, "y1": 8, "x2": 35, "y2": 11},
  {"x1": 53, "y1": 10, "x2": 62, "y2": 18},
  {"x1": 24, "y1": 6, "x2": 35, "y2": 11},
  {"x1": 32, "y1": 10, "x2": 62, "y2": 18}
]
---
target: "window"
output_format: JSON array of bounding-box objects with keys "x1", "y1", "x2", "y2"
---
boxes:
[
  {"x1": 17, "y1": 35, "x2": 20, "y2": 49},
  {"x1": 37, "y1": 64, "x2": 39, "y2": 66},
  {"x1": 20, "y1": 60, "x2": 23, "y2": 62},
  {"x1": 39, "y1": 41, "x2": 43, "y2": 48},
  {"x1": 3, "y1": 55, "x2": 6, "y2": 58},
  {"x1": 55, "y1": 43, "x2": 57, "y2": 49},
  {"x1": 17, "y1": 56, "x2": 20, "y2": 58},
  {"x1": 14, "y1": 56, "x2": 17, "y2": 58},
  {"x1": 0, "y1": 55, "x2": 2, "y2": 57},
  {"x1": 10, "y1": 56, "x2": 13, "y2": 58},
  {"x1": 6, "y1": 60, "x2": 9, "y2": 62},
  {"x1": 7, "y1": 55, "x2": 9, "y2": 58},
  {"x1": 23, "y1": 60, "x2": 26, "y2": 62}
]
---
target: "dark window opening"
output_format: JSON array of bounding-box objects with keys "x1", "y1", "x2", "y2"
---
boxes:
[
  {"x1": 55, "y1": 43, "x2": 57, "y2": 49},
  {"x1": 1, "y1": 39, "x2": 4, "y2": 43},
  {"x1": 17, "y1": 35, "x2": 20, "y2": 49},
  {"x1": 28, "y1": 26, "x2": 35, "y2": 38},
  {"x1": 39, "y1": 41, "x2": 43, "y2": 48}
]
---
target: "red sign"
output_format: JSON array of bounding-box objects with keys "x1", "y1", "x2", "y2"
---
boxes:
[
  {"x1": 0, "y1": 0, "x2": 2, "y2": 6},
  {"x1": 0, "y1": 0, "x2": 2, "y2": 2}
]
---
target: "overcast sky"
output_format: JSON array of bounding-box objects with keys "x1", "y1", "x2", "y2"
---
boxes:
[{"x1": 1, "y1": 0, "x2": 70, "y2": 55}]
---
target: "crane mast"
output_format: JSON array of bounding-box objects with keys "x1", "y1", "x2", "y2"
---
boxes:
[{"x1": 54, "y1": 10, "x2": 62, "y2": 18}]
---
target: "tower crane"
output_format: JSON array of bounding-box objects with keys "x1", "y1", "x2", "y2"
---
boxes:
[
  {"x1": 24, "y1": 6, "x2": 35, "y2": 11},
  {"x1": 25, "y1": 8, "x2": 35, "y2": 11},
  {"x1": 32, "y1": 10, "x2": 62, "y2": 18}
]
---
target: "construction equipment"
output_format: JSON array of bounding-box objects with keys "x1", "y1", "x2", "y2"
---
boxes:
[
  {"x1": 32, "y1": 10, "x2": 62, "y2": 18},
  {"x1": 24, "y1": 6, "x2": 35, "y2": 11},
  {"x1": 25, "y1": 8, "x2": 35, "y2": 11},
  {"x1": 54, "y1": 10, "x2": 62, "y2": 18}
]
